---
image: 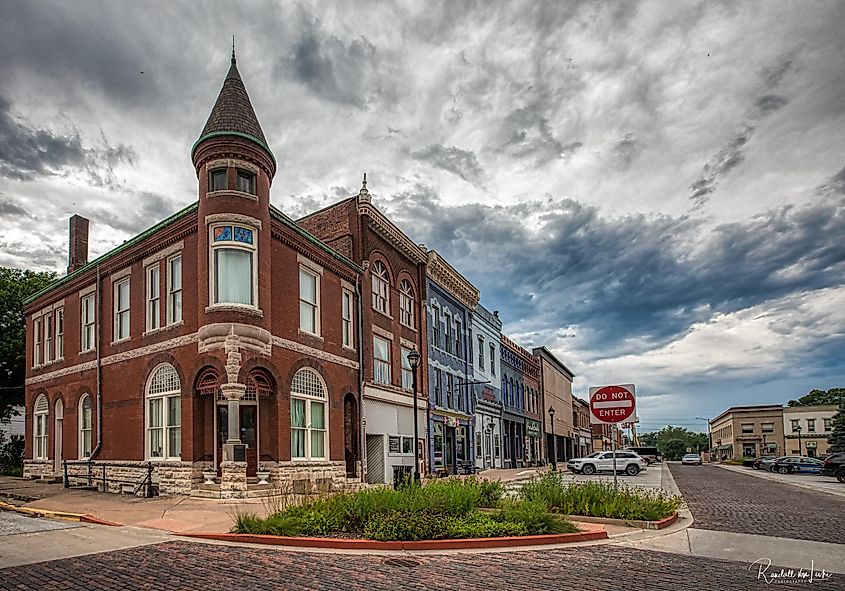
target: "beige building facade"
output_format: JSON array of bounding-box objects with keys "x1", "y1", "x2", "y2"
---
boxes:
[
  {"x1": 533, "y1": 347, "x2": 575, "y2": 463},
  {"x1": 783, "y1": 405, "x2": 839, "y2": 457},
  {"x1": 709, "y1": 405, "x2": 785, "y2": 460}
]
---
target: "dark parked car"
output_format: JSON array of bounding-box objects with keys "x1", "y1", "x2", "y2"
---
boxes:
[
  {"x1": 821, "y1": 452, "x2": 845, "y2": 483},
  {"x1": 771, "y1": 456, "x2": 823, "y2": 474},
  {"x1": 752, "y1": 455, "x2": 778, "y2": 470},
  {"x1": 759, "y1": 455, "x2": 786, "y2": 471}
]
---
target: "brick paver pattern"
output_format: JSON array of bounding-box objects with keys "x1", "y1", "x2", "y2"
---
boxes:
[
  {"x1": 669, "y1": 464, "x2": 845, "y2": 543},
  {"x1": 1, "y1": 541, "x2": 841, "y2": 591}
]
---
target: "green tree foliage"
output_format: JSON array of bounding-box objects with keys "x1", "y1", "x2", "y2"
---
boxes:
[
  {"x1": 0, "y1": 267, "x2": 57, "y2": 423},
  {"x1": 0, "y1": 432, "x2": 25, "y2": 476},
  {"x1": 827, "y1": 403, "x2": 845, "y2": 454},
  {"x1": 638, "y1": 426, "x2": 709, "y2": 460},
  {"x1": 787, "y1": 388, "x2": 845, "y2": 407}
]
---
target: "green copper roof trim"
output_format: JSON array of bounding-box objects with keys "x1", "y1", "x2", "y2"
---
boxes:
[
  {"x1": 269, "y1": 205, "x2": 362, "y2": 273},
  {"x1": 191, "y1": 131, "x2": 276, "y2": 167},
  {"x1": 24, "y1": 202, "x2": 199, "y2": 306}
]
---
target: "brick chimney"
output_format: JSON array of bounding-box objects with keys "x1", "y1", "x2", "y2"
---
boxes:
[{"x1": 67, "y1": 214, "x2": 89, "y2": 274}]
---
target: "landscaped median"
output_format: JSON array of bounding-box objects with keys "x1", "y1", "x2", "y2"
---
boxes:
[{"x1": 179, "y1": 475, "x2": 682, "y2": 550}]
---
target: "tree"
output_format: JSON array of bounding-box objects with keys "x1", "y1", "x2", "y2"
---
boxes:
[
  {"x1": 828, "y1": 403, "x2": 845, "y2": 454},
  {"x1": 787, "y1": 388, "x2": 845, "y2": 407},
  {"x1": 636, "y1": 426, "x2": 708, "y2": 460},
  {"x1": 0, "y1": 267, "x2": 57, "y2": 423}
]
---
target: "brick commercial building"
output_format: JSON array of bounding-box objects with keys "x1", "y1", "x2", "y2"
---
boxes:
[
  {"x1": 472, "y1": 304, "x2": 503, "y2": 471},
  {"x1": 709, "y1": 405, "x2": 786, "y2": 460},
  {"x1": 24, "y1": 53, "x2": 365, "y2": 497},
  {"x1": 533, "y1": 347, "x2": 575, "y2": 464},
  {"x1": 500, "y1": 334, "x2": 543, "y2": 467},
  {"x1": 297, "y1": 177, "x2": 429, "y2": 485},
  {"x1": 572, "y1": 397, "x2": 592, "y2": 458}
]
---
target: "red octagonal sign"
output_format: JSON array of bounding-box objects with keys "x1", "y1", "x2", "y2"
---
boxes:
[{"x1": 589, "y1": 384, "x2": 636, "y2": 425}]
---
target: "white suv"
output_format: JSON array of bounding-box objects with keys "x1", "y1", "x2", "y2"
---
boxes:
[{"x1": 567, "y1": 451, "x2": 648, "y2": 476}]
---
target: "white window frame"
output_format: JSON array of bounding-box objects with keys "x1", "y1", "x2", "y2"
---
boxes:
[
  {"x1": 387, "y1": 434, "x2": 415, "y2": 457},
  {"x1": 371, "y1": 261, "x2": 389, "y2": 315},
  {"x1": 399, "y1": 279, "x2": 414, "y2": 328},
  {"x1": 807, "y1": 418, "x2": 816, "y2": 432},
  {"x1": 341, "y1": 289, "x2": 353, "y2": 348},
  {"x1": 209, "y1": 223, "x2": 258, "y2": 309},
  {"x1": 44, "y1": 315, "x2": 53, "y2": 364},
  {"x1": 146, "y1": 264, "x2": 161, "y2": 332},
  {"x1": 81, "y1": 294, "x2": 95, "y2": 352},
  {"x1": 455, "y1": 319, "x2": 462, "y2": 359},
  {"x1": 290, "y1": 368, "x2": 329, "y2": 461},
  {"x1": 299, "y1": 266, "x2": 320, "y2": 336},
  {"x1": 33, "y1": 394, "x2": 49, "y2": 460},
  {"x1": 78, "y1": 394, "x2": 92, "y2": 459},
  {"x1": 113, "y1": 278, "x2": 130, "y2": 342},
  {"x1": 144, "y1": 363, "x2": 182, "y2": 460},
  {"x1": 444, "y1": 311, "x2": 452, "y2": 353},
  {"x1": 489, "y1": 343, "x2": 496, "y2": 376},
  {"x1": 432, "y1": 307, "x2": 441, "y2": 349},
  {"x1": 33, "y1": 318, "x2": 42, "y2": 367},
  {"x1": 791, "y1": 419, "x2": 800, "y2": 432},
  {"x1": 374, "y1": 336, "x2": 391, "y2": 385},
  {"x1": 55, "y1": 308, "x2": 64, "y2": 360},
  {"x1": 401, "y1": 348, "x2": 413, "y2": 392},
  {"x1": 167, "y1": 254, "x2": 183, "y2": 325},
  {"x1": 478, "y1": 335, "x2": 484, "y2": 369}
]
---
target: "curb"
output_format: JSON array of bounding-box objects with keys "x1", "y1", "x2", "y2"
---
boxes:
[
  {"x1": 0, "y1": 501, "x2": 121, "y2": 527},
  {"x1": 565, "y1": 512, "x2": 678, "y2": 530},
  {"x1": 178, "y1": 529, "x2": 608, "y2": 550}
]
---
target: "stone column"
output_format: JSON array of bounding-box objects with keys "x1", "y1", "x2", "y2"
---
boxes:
[{"x1": 221, "y1": 382, "x2": 246, "y2": 461}]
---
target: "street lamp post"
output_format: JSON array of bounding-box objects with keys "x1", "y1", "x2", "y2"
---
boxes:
[
  {"x1": 548, "y1": 407, "x2": 557, "y2": 471},
  {"x1": 796, "y1": 425, "x2": 802, "y2": 456},
  {"x1": 407, "y1": 349, "x2": 422, "y2": 484}
]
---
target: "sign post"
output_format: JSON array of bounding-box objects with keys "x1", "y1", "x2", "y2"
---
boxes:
[{"x1": 589, "y1": 384, "x2": 636, "y2": 491}]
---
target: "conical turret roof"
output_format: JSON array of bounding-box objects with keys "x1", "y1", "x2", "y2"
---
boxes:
[{"x1": 194, "y1": 50, "x2": 271, "y2": 159}]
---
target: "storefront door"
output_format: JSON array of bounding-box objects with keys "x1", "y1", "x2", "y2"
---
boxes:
[
  {"x1": 445, "y1": 427, "x2": 455, "y2": 473},
  {"x1": 217, "y1": 405, "x2": 258, "y2": 477}
]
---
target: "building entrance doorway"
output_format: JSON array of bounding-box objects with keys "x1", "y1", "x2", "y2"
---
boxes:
[{"x1": 216, "y1": 404, "x2": 258, "y2": 477}]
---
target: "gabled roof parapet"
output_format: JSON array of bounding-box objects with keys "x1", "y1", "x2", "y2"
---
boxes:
[{"x1": 427, "y1": 250, "x2": 480, "y2": 310}]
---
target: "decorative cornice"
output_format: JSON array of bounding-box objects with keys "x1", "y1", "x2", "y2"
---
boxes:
[
  {"x1": 426, "y1": 251, "x2": 479, "y2": 310},
  {"x1": 358, "y1": 200, "x2": 427, "y2": 265},
  {"x1": 372, "y1": 324, "x2": 394, "y2": 341},
  {"x1": 205, "y1": 158, "x2": 260, "y2": 175},
  {"x1": 142, "y1": 241, "x2": 184, "y2": 268},
  {"x1": 272, "y1": 336, "x2": 359, "y2": 370},
  {"x1": 25, "y1": 360, "x2": 98, "y2": 385},
  {"x1": 101, "y1": 333, "x2": 200, "y2": 367},
  {"x1": 205, "y1": 213, "x2": 262, "y2": 230},
  {"x1": 198, "y1": 323, "x2": 271, "y2": 356}
]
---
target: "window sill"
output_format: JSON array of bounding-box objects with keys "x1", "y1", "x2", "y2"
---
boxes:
[
  {"x1": 342, "y1": 344, "x2": 357, "y2": 353},
  {"x1": 400, "y1": 322, "x2": 417, "y2": 332},
  {"x1": 111, "y1": 337, "x2": 131, "y2": 346},
  {"x1": 205, "y1": 303, "x2": 264, "y2": 318},
  {"x1": 80, "y1": 348, "x2": 96, "y2": 356},
  {"x1": 289, "y1": 458, "x2": 330, "y2": 464},
  {"x1": 144, "y1": 320, "x2": 184, "y2": 337},
  {"x1": 206, "y1": 189, "x2": 258, "y2": 202},
  {"x1": 297, "y1": 329, "x2": 323, "y2": 342},
  {"x1": 372, "y1": 307, "x2": 393, "y2": 321}
]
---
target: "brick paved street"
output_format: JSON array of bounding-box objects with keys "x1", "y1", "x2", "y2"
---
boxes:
[
  {"x1": 2, "y1": 540, "x2": 841, "y2": 591},
  {"x1": 669, "y1": 464, "x2": 845, "y2": 543}
]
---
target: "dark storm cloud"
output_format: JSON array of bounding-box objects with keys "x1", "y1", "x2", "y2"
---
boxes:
[
  {"x1": 411, "y1": 145, "x2": 486, "y2": 189},
  {"x1": 817, "y1": 165, "x2": 845, "y2": 196},
  {"x1": 500, "y1": 105, "x2": 581, "y2": 164},
  {"x1": 0, "y1": 96, "x2": 134, "y2": 182},
  {"x1": 284, "y1": 15, "x2": 379, "y2": 108},
  {"x1": 0, "y1": 195, "x2": 29, "y2": 217},
  {"x1": 384, "y1": 186, "x2": 845, "y2": 354},
  {"x1": 91, "y1": 191, "x2": 175, "y2": 235}
]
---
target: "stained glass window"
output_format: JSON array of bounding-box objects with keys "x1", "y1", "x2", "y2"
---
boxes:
[
  {"x1": 214, "y1": 226, "x2": 233, "y2": 242},
  {"x1": 234, "y1": 226, "x2": 253, "y2": 244}
]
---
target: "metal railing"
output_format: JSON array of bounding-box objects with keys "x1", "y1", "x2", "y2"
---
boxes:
[{"x1": 63, "y1": 460, "x2": 155, "y2": 498}]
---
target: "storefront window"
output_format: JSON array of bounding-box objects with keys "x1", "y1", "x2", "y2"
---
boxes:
[{"x1": 433, "y1": 422, "x2": 444, "y2": 468}]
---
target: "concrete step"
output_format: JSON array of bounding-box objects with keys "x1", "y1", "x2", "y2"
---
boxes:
[{"x1": 189, "y1": 488, "x2": 221, "y2": 499}]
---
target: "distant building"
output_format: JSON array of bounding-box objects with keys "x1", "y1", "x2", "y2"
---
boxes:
[
  {"x1": 783, "y1": 405, "x2": 839, "y2": 457},
  {"x1": 709, "y1": 405, "x2": 785, "y2": 460},
  {"x1": 472, "y1": 305, "x2": 502, "y2": 470},
  {"x1": 572, "y1": 397, "x2": 592, "y2": 458},
  {"x1": 0, "y1": 406, "x2": 25, "y2": 439},
  {"x1": 532, "y1": 347, "x2": 574, "y2": 463},
  {"x1": 500, "y1": 335, "x2": 542, "y2": 467}
]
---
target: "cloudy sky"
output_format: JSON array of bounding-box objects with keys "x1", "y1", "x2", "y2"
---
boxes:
[{"x1": 2, "y1": 1, "x2": 844, "y2": 431}]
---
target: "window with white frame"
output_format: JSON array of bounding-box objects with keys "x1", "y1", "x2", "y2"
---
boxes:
[
  {"x1": 167, "y1": 255, "x2": 182, "y2": 324},
  {"x1": 290, "y1": 368, "x2": 328, "y2": 460},
  {"x1": 399, "y1": 279, "x2": 414, "y2": 327},
  {"x1": 807, "y1": 418, "x2": 816, "y2": 432},
  {"x1": 432, "y1": 307, "x2": 441, "y2": 348},
  {"x1": 78, "y1": 394, "x2": 92, "y2": 459},
  {"x1": 791, "y1": 419, "x2": 800, "y2": 432},
  {"x1": 114, "y1": 278, "x2": 130, "y2": 341},
  {"x1": 371, "y1": 261, "x2": 389, "y2": 314},
  {"x1": 55, "y1": 308, "x2": 64, "y2": 359},
  {"x1": 299, "y1": 267, "x2": 320, "y2": 335},
  {"x1": 81, "y1": 294, "x2": 95, "y2": 351},
  {"x1": 825, "y1": 418, "x2": 832, "y2": 431},
  {"x1": 147, "y1": 264, "x2": 161, "y2": 331},
  {"x1": 145, "y1": 363, "x2": 181, "y2": 459},
  {"x1": 401, "y1": 348, "x2": 413, "y2": 392},
  {"x1": 33, "y1": 318, "x2": 41, "y2": 367},
  {"x1": 44, "y1": 315, "x2": 53, "y2": 363},
  {"x1": 478, "y1": 336, "x2": 484, "y2": 369},
  {"x1": 211, "y1": 224, "x2": 256, "y2": 306},
  {"x1": 444, "y1": 312, "x2": 452, "y2": 352},
  {"x1": 374, "y1": 336, "x2": 391, "y2": 385},
  {"x1": 476, "y1": 433, "x2": 482, "y2": 458},
  {"x1": 489, "y1": 343, "x2": 496, "y2": 376},
  {"x1": 341, "y1": 289, "x2": 353, "y2": 347},
  {"x1": 455, "y1": 320, "x2": 462, "y2": 359},
  {"x1": 33, "y1": 394, "x2": 48, "y2": 460}
]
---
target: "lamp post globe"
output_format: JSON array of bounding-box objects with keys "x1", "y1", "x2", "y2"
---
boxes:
[
  {"x1": 407, "y1": 349, "x2": 422, "y2": 484},
  {"x1": 547, "y1": 406, "x2": 557, "y2": 472}
]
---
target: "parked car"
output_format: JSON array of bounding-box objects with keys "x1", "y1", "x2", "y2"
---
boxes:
[
  {"x1": 752, "y1": 455, "x2": 778, "y2": 470},
  {"x1": 624, "y1": 447, "x2": 659, "y2": 464},
  {"x1": 567, "y1": 451, "x2": 648, "y2": 476},
  {"x1": 759, "y1": 455, "x2": 786, "y2": 471},
  {"x1": 770, "y1": 456, "x2": 824, "y2": 474},
  {"x1": 820, "y1": 452, "x2": 845, "y2": 483},
  {"x1": 681, "y1": 453, "x2": 702, "y2": 465}
]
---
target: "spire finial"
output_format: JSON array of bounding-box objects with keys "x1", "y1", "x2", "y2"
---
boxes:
[
  {"x1": 232, "y1": 35, "x2": 236, "y2": 64},
  {"x1": 362, "y1": 172, "x2": 367, "y2": 189},
  {"x1": 357, "y1": 172, "x2": 371, "y2": 203}
]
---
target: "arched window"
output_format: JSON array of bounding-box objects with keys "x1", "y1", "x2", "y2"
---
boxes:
[
  {"x1": 399, "y1": 279, "x2": 414, "y2": 327},
  {"x1": 245, "y1": 370, "x2": 274, "y2": 401},
  {"x1": 210, "y1": 222, "x2": 258, "y2": 307},
  {"x1": 290, "y1": 368, "x2": 328, "y2": 461},
  {"x1": 145, "y1": 363, "x2": 181, "y2": 460},
  {"x1": 78, "y1": 394, "x2": 92, "y2": 459},
  {"x1": 371, "y1": 261, "x2": 389, "y2": 314},
  {"x1": 33, "y1": 394, "x2": 49, "y2": 460},
  {"x1": 195, "y1": 368, "x2": 219, "y2": 398}
]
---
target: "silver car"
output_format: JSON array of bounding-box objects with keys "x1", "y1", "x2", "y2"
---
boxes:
[
  {"x1": 567, "y1": 451, "x2": 648, "y2": 476},
  {"x1": 681, "y1": 453, "x2": 702, "y2": 465}
]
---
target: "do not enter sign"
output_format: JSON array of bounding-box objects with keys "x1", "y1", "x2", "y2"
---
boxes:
[{"x1": 589, "y1": 384, "x2": 636, "y2": 425}]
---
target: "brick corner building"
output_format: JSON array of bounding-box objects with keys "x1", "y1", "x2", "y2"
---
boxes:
[{"x1": 23, "y1": 52, "x2": 365, "y2": 497}]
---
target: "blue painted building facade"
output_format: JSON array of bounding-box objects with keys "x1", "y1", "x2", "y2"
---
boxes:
[{"x1": 425, "y1": 251, "x2": 479, "y2": 475}]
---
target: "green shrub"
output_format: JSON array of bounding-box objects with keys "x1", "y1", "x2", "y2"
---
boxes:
[
  {"x1": 521, "y1": 474, "x2": 681, "y2": 521},
  {"x1": 364, "y1": 510, "x2": 451, "y2": 541},
  {"x1": 493, "y1": 500, "x2": 577, "y2": 535},
  {"x1": 445, "y1": 512, "x2": 527, "y2": 538}
]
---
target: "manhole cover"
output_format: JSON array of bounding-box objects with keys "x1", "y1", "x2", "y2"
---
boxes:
[{"x1": 383, "y1": 558, "x2": 421, "y2": 568}]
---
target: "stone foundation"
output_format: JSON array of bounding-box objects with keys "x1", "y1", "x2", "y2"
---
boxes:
[
  {"x1": 22, "y1": 460, "x2": 54, "y2": 479},
  {"x1": 54, "y1": 460, "x2": 194, "y2": 496},
  {"x1": 220, "y1": 461, "x2": 248, "y2": 498}
]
